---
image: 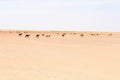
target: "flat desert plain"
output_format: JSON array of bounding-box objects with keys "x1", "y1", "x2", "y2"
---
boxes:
[{"x1": 0, "y1": 30, "x2": 120, "y2": 80}]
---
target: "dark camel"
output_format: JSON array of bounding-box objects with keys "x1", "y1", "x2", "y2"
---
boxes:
[
  {"x1": 36, "y1": 34, "x2": 40, "y2": 38},
  {"x1": 25, "y1": 34, "x2": 30, "y2": 38},
  {"x1": 19, "y1": 33, "x2": 22, "y2": 36}
]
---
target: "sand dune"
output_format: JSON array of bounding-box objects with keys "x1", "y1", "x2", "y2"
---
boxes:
[{"x1": 0, "y1": 30, "x2": 120, "y2": 80}]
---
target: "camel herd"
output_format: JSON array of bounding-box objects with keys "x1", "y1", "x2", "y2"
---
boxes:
[{"x1": 17, "y1": 32, "x2": 113, "y2": 38}]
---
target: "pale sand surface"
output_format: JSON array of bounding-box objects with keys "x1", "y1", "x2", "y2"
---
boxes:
[{"x1": 0, "y1": 30, "x2": 120, "y2": 80}]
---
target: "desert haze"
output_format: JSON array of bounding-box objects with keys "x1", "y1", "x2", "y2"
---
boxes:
[{"x1": 0, "y1": 30, "x2": 120, "y2": 80}]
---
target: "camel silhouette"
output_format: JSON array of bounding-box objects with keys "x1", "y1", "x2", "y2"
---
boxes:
[
  {"x1": 46, "y1": 35, "x2": 50, "y2": 37},
  {"x1": 80, "y1": 34, "x2": 84, "y2": 37},
  {"x1": 25, "y1": 34, "x2": 30, "y2": 38},
  {"x1": 91, "y1": 33, "x2": 99, "y2": 36},
  {"x1": 42, "y1": 34, "x2": 45, "y2": 36},
  {"x1": 62, "y1": 33, "x2": 66, "y2": 37},
  {"x1": 36, "y1": 34, "x2": 40, "y2": 38},
  {"x1": 19, "y1": 33, "x2": 22, "y2": 36}
]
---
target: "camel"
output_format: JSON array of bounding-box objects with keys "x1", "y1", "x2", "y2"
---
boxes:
[
  {"x1": 62, "y1": 33, "x2": 66, "y2": 37},
  {"x1": 36, "y1": 34, "x2": 40, "y2": 38},
  {"x1": 25, "y1": 34, "x2": 30, "y2": 38},
  {"x1": 46, "y1": 35, "x2": 50, "y2": 37},
  {"x1": 42, "y1": 34, "x2": 45, "y2": 36},
  {"x1": 19, "y1": 33, "x2": 22, "y2": 36},
  {"x1": 80, "y1": 34, "x2": 84, "y2": 37}
]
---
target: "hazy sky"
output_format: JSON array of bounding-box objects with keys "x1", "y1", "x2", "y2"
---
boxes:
[{"x1": 0, "y1": 0, "x2": 120, "y2": 31}]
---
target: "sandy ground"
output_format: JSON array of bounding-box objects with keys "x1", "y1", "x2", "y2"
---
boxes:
[{"x1": 0, "y1": 30, "x2": 120, "y2": 80}]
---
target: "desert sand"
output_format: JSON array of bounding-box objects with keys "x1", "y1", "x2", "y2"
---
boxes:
[{"x1": 0, "y1": 30, "x2": 120, "y2": 80}]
